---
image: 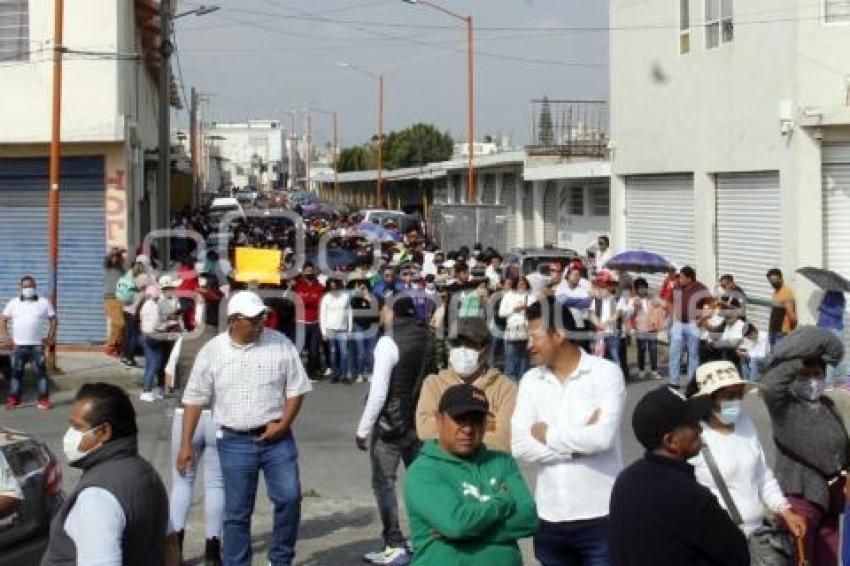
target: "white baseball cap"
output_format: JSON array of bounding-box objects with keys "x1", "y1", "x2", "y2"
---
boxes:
[
  {"x1": 694, "y1": 361, "x2": 752, "y2": 397},
  {"x1": 227, "y1": 291, "x2": 268, "y2": 318},
  {"x1": 158, "y1": 274, "x2": 182, "y2": 289}
]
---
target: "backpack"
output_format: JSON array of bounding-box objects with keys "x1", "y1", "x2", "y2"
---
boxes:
[{"x1": 116, "y1": 271, "x2": 137, "y2": 304}]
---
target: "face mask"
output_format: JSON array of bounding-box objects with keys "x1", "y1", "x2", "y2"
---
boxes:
[
  {"x1": 21, "y1": 287, "x2": 36, "y2": 299},
  {"x1": 426, "y1": 283, "x2": 435, "y2": 291},
  {"x1": 62, "y1": 425, "x2": 103, "y2": 463},
  {"x1": 449, "y1": 347, "x2": 484, "y2": 378},
  {"x1": 715, "y1": 400, "x2": 742, "y2": 425},
  {"x1": 792, "y1": 378, "x2": 826, "y2": 403}
]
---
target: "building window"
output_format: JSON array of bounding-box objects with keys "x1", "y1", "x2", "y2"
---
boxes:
[
  {"x1": 680, "y1": 0, "x2": 691, "y2": 54},
  {"x1": 706, "y1": 0, "x2": 733, "y2": 49},
  {"x1": 826, "y1": 0, "x2": 850, "y2": 23},
  {"x1": 591, "y1": 187, "x2": 610, "y2": 217},
  {"x1": 569, "y1": 186, "x2": 584, "y2": 216},
  {"x1": 0, "y1": 0, "x2": 28, "y2": 62}
]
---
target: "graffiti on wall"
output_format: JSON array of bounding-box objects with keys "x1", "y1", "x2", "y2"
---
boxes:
[{"x1": 105, "y1": 169, "x2": 127, "y2": 249}]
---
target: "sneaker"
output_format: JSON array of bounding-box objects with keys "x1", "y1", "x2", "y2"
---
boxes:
[
  {"x1": 156, "y1": 387, "x2": 165, "y2": 400},
  {"x1": 363, "y1": 546, "x2": 410, "y2": 565},
  {"x1": 4, "y1": 396, "x2": 21, "y2": 410},
  {"x1": 324, "y1": 368, "x2": 333, "y2": 377},
  {"x1": 139, "y1": 392, "x2": 155, "y2": 403},
  {"x1": 355, "y1": 375, "x2": 364, "y2": 383},
  {"x1": 36, "y1": 397, "x2": 52, "y2": 410},
  {"x1": 649, "y1": 371, "x2": 662, "y2": 380}
]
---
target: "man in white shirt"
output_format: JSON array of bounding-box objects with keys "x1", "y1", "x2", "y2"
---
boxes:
[
  {"x1": 42, "y1": 382, "x2": 168, "y2": 566},
  {"x1": 595, "y1": 235, "x2": 613, "y2": 271},
  {"x1": 512, "y1": 296, "x2": 625, "y2": 565},
  {"x1": 178, "y1": 291, "x2": 313, "y2": 566},
  {"x1": 355, "y1": 296, "x2": 436, "y2": 565},
  {"x1": 1, "y1": 275, "x2": 57, "y2": 410},
  {"x1": 555, "y1": 267, "x2": 592, "y2": 350}
]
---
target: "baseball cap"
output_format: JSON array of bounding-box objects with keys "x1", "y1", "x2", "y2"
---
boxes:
[
  {"x1": 135, "y1": 254, "x2": 151, "y2": 268},
  {"x1": 632, "y1": 386, "x2": 713, "y2": 451},
  {"x1": 392, "y1": 296, "x2": 416, "y2": 318},
  {"x1": 452, "y1": 318, "x2": 490, "y2": 348},
  {"x1": 227, "y1": 291, "x2": 268, "y2": 318},
  {"x1": 438, "y1": 384, "x2": 491, "y2": 418},
  {"x1": 158, "y1": 274, "x2": 181, "y2": 289},
  {"x1": 694, "y1": 361, "x2": 751, "y2": 397}
]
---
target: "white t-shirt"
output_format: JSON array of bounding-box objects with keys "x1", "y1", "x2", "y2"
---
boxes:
[{"x1": 2, "y1": 297, "x2": 55, "y2": 346}]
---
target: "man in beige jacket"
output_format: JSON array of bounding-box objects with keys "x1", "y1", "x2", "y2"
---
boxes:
[{"x1": 416, "y1": 317, "x2": 518, "y2": 452}]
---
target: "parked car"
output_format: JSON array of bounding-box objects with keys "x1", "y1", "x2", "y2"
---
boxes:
[
  {"x1": 361, "y1": 209, "x2": 422, "y2": 234},
  {"x1": 0, "y1": 427, "x2": 63, "y2": 566},
  {"x1": 503, "y1": 246, "x2": 584, "y2": 276}
]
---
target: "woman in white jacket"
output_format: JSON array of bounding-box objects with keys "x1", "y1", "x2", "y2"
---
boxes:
[
  {"x1": 320, "y1": 277, "x2": 352, "y2": 383},
  {"x1": 686, "y1": 361, "x2": 807, "y2": 546},
  {"x1": 498, "y1": 276, "x2": 536, "y2": 380}
]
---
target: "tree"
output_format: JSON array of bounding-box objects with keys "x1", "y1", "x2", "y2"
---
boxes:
[
  {"x1": 538, "y1": 96, "x2": 554, "y2": 145},
  {"x1": 382, "y1": 123, "x2": 453, "y2": 169},
  {"x1": 337, "y1": 145, "x2": 375, "y2": 172}
]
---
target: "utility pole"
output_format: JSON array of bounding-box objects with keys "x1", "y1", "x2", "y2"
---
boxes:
[
  {"x1": 333, "y1": 111, "x2": 340, "y2": 202},
  {"x1": 47, "y1": 0, "x2": 64, "y2": 366},
  {"x1": 189, "y1": 87, "x2": 198, "y2": 206},
  {"x1": 157, "y1": 0, "x2": 172, "y2": 246},
  {"x1": 306, "y1": 111, "x2": 312, "y2": 192}
]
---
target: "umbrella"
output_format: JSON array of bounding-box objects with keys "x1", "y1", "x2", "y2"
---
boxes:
[
  {"x1": 306, "y1": 247, "x2": 357, "y2": 271},
  {"x1": 355, "y1": 222, "x2": 402, "y2": 243},
  {"x1": 796, "y1": 267, "x2": 850, "y2": 292},
  {"x1": 603, "y1": 250, "x2": 674, "y2": 273}
]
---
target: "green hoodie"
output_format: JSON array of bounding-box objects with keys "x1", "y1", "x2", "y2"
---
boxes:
[{"x1": 404, "y1": 440, "x2": 538, "y2": 566}]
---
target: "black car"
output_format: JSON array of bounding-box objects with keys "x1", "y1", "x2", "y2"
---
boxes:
[{"x1": 0, "y1": 427, "x2": 63, "y2": 566}]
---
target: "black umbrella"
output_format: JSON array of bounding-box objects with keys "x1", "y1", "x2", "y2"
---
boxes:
[{"x1": 796, "y1": 267, "x2": 850, "y2": 292}]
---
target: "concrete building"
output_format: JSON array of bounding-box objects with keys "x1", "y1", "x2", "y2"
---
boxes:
[
  {"x1": 206, "y1": 120, "x2": 286, "y2": 193},
  {"x1": 0, "y1": 0, "x2": 173, "y2": 343},
  {"x1": 610, "y1": 0, "x2": 850, "y2": 330}
]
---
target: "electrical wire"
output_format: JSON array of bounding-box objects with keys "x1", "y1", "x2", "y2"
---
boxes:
[{"x1": 170, "y1": 30, "x2": 191, "y2": 111}]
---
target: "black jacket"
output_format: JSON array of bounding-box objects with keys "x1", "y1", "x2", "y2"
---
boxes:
[
  {"x1": 609, "y1": 452, "x2": 749, "y2": 566},
  {"x1": 42, "y1": 436, "x2": 168, "y2": 566},
  {"x1": 380, "y1": 317, "x2": 436, "y2": 433}
]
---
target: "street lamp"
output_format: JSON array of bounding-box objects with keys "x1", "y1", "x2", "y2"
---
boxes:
[
  {"x1": 337, "y1": 61, "x2": 384, "y2": 207},
  {"x1": 402, "y1": 0, "x2": 475, "y2": 203}
]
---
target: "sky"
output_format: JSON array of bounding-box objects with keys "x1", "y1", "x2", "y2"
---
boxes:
[{"x1": 174, "y1": 0, "x2": 609, "y2": 147}]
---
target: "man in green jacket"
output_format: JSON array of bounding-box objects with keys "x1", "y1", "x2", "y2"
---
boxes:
[{"x1": 404, "y1": 384, "x2": 538, "y2": 565}]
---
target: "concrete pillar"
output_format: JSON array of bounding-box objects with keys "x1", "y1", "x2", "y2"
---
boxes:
[
  {"x1": 693, "y1": 171, "x2": 716, "y2": 283},
  {"x1": 533, "y1": 180, "x2": 544, "y2": 248},
  {"x1": 610, "y1": 175, "x2": 627, "y2": 253}
]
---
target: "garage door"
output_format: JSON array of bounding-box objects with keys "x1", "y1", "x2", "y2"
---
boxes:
[
  {"x1": 480, "y1": 174, "x2": 496, "y2": 204},
  {"x1": 716, "y1": 172, "x2": 781, "y2": 332},
  {"x1": 0, "y1": 157, "x2": 106, "y2": 344},
  {"x1": 543, "y1": 181, "x2": 558, "y2": 246},
  {"x1": 823, "y1": 143, "x2": 850, "y2": 347},
  {"x1": 522, "y1": 181, "x2": 535, "y2": 247},
  {"x1": 501, "y1": 173, "x2": 518, "y2": 250},
  {"x1": 625, "y1": 175, "x2": 695, "y2": 283}
]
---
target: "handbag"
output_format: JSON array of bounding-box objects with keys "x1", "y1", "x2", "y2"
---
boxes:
[{"x1": 702, "y1": 443, "x2": 800, "y2": 566}]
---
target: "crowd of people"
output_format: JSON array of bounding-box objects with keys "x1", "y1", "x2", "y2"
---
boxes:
[{"x1": 1, "y1": 203, "x2": 850, "y2": 566}]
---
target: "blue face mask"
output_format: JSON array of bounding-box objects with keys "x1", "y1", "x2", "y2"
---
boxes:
[{"x1": 715, "y1": 400, "x2": 742, "y2": 425}]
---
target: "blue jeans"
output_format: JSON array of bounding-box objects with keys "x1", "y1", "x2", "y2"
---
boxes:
[
  {"x1": 142, "y1": 336, "x2": 166, "y2": 393},
  {"x1": 741, "y1": 357, "x2": 764, "y2": 382},
  {"x1": 122, "y1": 312, "x2": 141, "y2": 361},
  {"x1": 504, "y1": 340, "x2": 530, "y2": 380},
  {"x1": 327, "y1": 330, "x2": 350, "y2": 379},
  {"x1": 352, "y1": 331, "x2": 377, "y2": 376},
  {"x1": 636, "y1": 337, "x2": 658, "y2": 371},
  {"x1": 668, "y1": 321, "x2": 700, "y2": 386},
  {"x1": 534, "y1": 517, "x2": 610, "y2": 566},
  {"x1": 10, "y1": 345, "x2": 49, "y2": 398},
  {"x1": 603, "y1": 335, "x2": 620, "y2": 365},
  {"x1": 217, "y1": 429, "x2": 301, "y2": 566}
]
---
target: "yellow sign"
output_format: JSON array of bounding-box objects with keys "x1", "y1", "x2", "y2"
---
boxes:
[{"x1": 234, "y1": 247, "x2": 282, "y2": 285}]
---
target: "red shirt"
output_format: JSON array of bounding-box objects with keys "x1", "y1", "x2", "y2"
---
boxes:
[{"x1": 292, "y1": 278, "x2": 325, "y2": 323}]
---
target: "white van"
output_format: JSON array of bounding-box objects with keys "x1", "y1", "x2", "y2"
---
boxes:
[{"x1": 209, "y1": 197, "x2": 245, "y2": 218}]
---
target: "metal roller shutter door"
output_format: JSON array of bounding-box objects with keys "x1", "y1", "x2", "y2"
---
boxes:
[
  {"x1": 823, "y1": 143, "x2": 850, "y2": 348},
  {"x1": 522, "y1": 182, "x2": 535, "y2": 247},
  {"x1": 625, "y1": 175, "x2": 695, "y2": 286},
  {"x1": 716, "y1": 172, "x2": 781, "y2": 332},
  {"x1": 480, "y1": 174, "x2": 497, "y2": 204},
  {"x1": 0, "y1": 157, "x2": 106, "y2": 344},
  {"x1": 501, "y1": 173, "x2": 517, "y2": 250},
  {"x1": 543, "y1": 181, "x2": 558, "y2": 246}
]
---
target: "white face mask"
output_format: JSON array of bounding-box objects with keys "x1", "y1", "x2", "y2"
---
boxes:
[
  {"x1": 62, "y1": 425, "x2": 103, "y2": 463},
  {"x1": 21, "y1": 287, "x2": 36, "y2": 299},
  {"x1": 449, "y1": 346, "x2": 484, "y2": 378}
]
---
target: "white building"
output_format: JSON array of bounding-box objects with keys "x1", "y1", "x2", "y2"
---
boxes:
[
  {"x1": 610, "y1": 0, "x2": 850, "y2": 329},
  {"x1": 206, "y1": 120, "x2": 286, "y2": 193},
  {"x1": 0, "y1": 0, "x2": 168, "y2": 343}
]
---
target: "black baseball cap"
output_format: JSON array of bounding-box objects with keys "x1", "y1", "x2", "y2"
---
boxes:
[
  {"x1": 438, "y1": 384, "x2": 491, "y2": 418},
  {"x1": 632, "y1": 386, "x2": 713, "y2": 451},
  {"x1": 451, "y1": 318, "x2": 490, "y2": 348},
  {"x1": 392, "y1": 296, "x2": 416, "y2": 318}
]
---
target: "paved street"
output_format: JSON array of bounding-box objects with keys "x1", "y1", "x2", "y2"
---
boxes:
[{"x1": 0, "y1": 349, "x2": 813, "y2": 565}]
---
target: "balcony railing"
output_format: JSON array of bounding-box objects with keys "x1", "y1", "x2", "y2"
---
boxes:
[{"x1": 528, "y1": 99, "x2": 609, "y2": 158}]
